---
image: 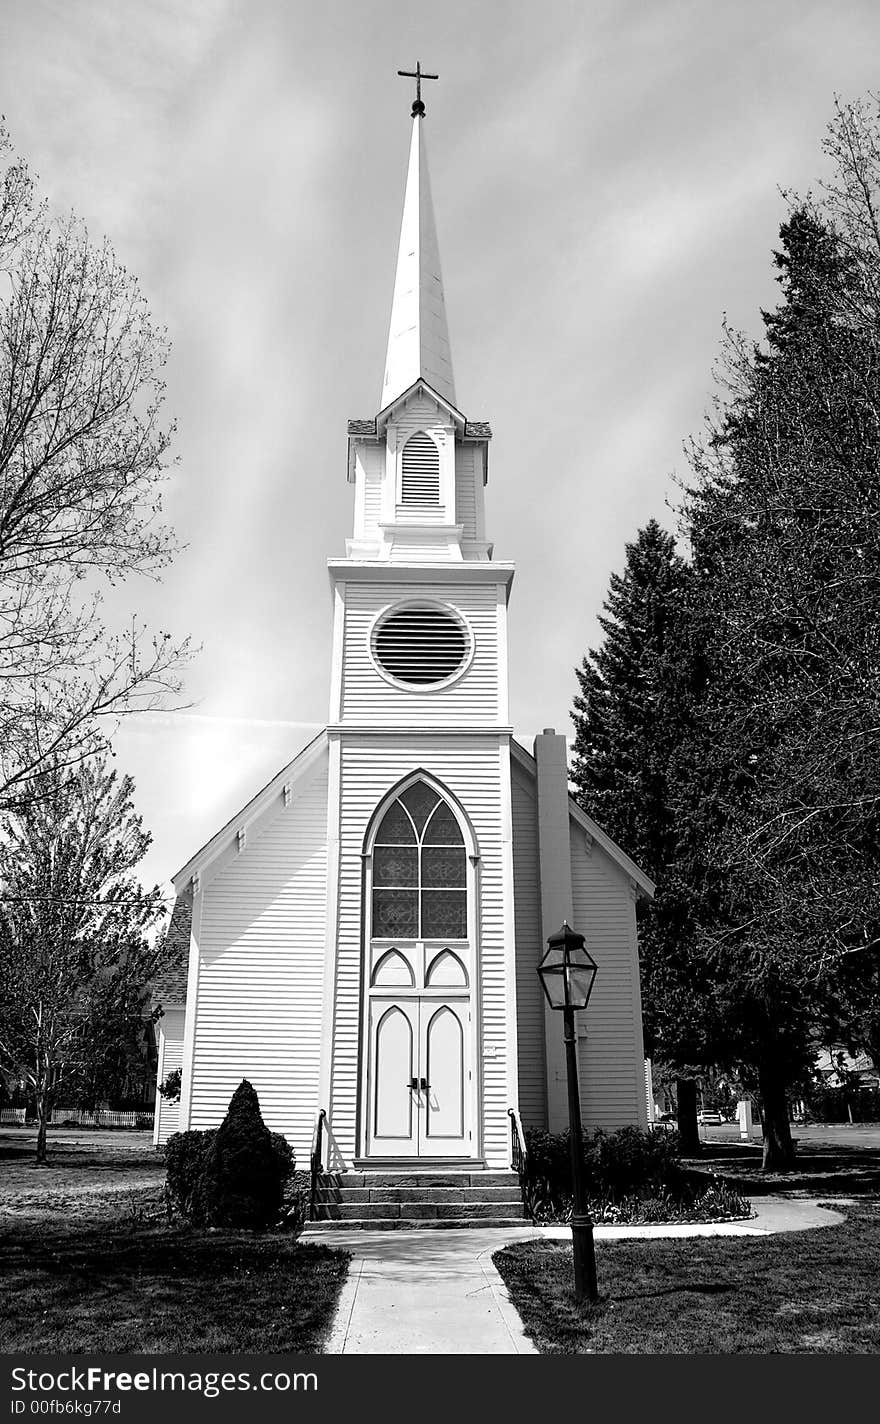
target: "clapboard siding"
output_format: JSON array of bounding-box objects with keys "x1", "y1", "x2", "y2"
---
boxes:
[
  {"x1": 455, "y1": 445, "x2": 477, "y2": 543},
  {"x1": 154, "y1": 1009, "x2": 185, "y2": 1145},
  {"x1": 569, "y1": 822, "x2": 647, "y2": 1130},
  {"x1": 511, "y1": 759, "x2": 546, "y2": 1127},
  {"x1": 385, "y1": 537, "x2": 454, "y2": 561},
  {"x1": 188, "y1": 755, "x2": 330, "y2": 1161},
  {"x1": 341, "y1": 580, "x2": 504, "y2": 723},
  {"x1": 393, "y1": 392, "x2": 448, "y2": 433},
  {"x1": 330, "y1": 734, "x2": 513, "y2": 1165},
  {"x1": 359, "y1": 442, "x2": 384, "y2": 539}
]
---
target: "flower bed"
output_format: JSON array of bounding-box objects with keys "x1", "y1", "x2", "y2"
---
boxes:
[{"x1": 521, "y1": 1126, "x2": 752, "y2": 1225}]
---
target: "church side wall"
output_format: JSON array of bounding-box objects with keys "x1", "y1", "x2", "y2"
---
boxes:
[
  {"x1": 454, "y1": 445, "x2": 477, "y2": 543},
  {"x1": 569, "y1": 823, "x2": 648, "y2": 1130},
  {"x1": 154, "y1": 1009, "x2": 185, "y2": 1145},
  {"x1": 330, "y1": 733, "x2": 513, "y2": 1167},
  {"x1": 187, "y1": 757, "x2": 329, "y2": 1162},
  {"x1": 341, "y1": 581, "x2": 503, "y2": 723},
  {"x1": 510, "y1": 759, "x2": 546, "y2": 1127}
]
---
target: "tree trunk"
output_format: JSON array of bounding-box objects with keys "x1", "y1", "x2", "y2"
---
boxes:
[
  {"x1": 34, "y1": 1052, "x2": 50, "y2": 1166},
  {"x1": 676, "y1": 1077, "x2": 701, "y2": 1155},
  {"x1": 758, "y1": 1061, "x2": 795, "y2": 1171}
]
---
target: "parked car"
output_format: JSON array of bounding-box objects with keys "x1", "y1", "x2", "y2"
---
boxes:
[{"x1": 697, "y1": 1110, "x2": 723, "y2": 1125}]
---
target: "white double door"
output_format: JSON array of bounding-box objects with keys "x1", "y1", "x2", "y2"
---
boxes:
[{"x1": 365, "y1": 944, "x2": 473, "y2": 1158}]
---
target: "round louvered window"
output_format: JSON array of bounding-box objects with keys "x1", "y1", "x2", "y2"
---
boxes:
[{"x1": 371, "y1": 602, "x2": 471, "y2": 687}]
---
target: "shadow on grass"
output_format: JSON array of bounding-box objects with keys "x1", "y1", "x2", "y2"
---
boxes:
[
  {"x1": 686, "y1": 1140, "x2": 880, "y2": 1196},
  {"x1": 0, "y1": 1215, "x2": 350, "y2": 1354},
  {"x1": 0, "y1": 1134, "x2": 159, "y2": 1176}
]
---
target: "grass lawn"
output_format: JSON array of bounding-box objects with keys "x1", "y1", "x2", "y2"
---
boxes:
[
  {"x1": 493, "y1": 1199, "x2": 880, "y2": 1353},
  {"x1": 685, "y1": 1133, "x2": 880, "y2": 1198},
  {"x1": 0, "y1": 1128, "x2": 349, "y2": 1353}
]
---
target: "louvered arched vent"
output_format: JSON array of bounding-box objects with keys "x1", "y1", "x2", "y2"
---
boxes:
[
  {"x1": 372, "y1": 602, "x2": 470, "y2": 686},
  {"x1": 401, "y1": 431, "x2": 440, "y2": 505}
]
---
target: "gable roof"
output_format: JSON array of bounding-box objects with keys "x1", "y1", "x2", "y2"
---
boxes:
[
  {"x1": 510, "y1": 740, "x2": 655, "y2": 899},
  {"x1": 153, "y1": 894, "x2": 191, "y2": 1009},
  {"x1": 172, "y1": 729, "x2": 328, "y2": 892},
  {"x1": 377, "y1": 377, "x2": 466, "y2": 430},
  {"x1": 347, "y1": 408, "x2": 492, "y2": 441}
]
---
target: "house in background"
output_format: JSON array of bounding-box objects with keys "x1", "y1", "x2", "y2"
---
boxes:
[{"x1": 154, "y1": 92, "x2": 653, "y2": 1181}]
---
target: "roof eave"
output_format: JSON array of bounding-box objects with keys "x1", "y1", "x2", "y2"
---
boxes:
[
  {"x1": 376, "y1": 378, "x2": 466, "y2": 430},
  {"x1": 172, "y1": 729, "x2": 329, "y2": 891},
  {"x1": 510, "y1": 740, "x2": 656, "y2": 899}
]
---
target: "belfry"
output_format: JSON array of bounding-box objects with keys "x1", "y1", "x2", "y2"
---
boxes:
[{"x1": 155, "y1": 78, "x2": 652, "y2": 1216}]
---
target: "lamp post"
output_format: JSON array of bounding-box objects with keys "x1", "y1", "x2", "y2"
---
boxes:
[{"x1": 537, "y1": 921, "x2": 598, "y2": 1303}]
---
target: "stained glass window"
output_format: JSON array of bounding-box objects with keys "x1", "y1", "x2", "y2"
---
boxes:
[
  {"x1": 423, "y1": 802, "x2": 461, "y2": 844},
  {"x1": 372, "y1": 781, "x2": 467, "y2": 939},
  {"x1": 399, "y1": 781, "x2": 440, "y2": 835}
]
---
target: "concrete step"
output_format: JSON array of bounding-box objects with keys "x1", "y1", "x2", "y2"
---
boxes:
[
  {"x1": 305, "y1": 1215, "x2": 530, "y2": 1232},
  {"x1": 312, "y1": 1200, "x2": 527, "y2": 1222},
  {"x1": 325, "y1": 1171, "x2": 518, "y2": 1189},
  {"x1": 315, "y1": 1184, "x2": 523, "y2": 1205}
]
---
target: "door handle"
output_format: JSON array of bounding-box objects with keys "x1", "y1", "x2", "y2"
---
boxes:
[
  {"x1": 408, "y1": 1077, "x2": 419, "y2": 1090},
  {"x1": 419, "y1": 1078, "x2": 429, "y2": 1091}
]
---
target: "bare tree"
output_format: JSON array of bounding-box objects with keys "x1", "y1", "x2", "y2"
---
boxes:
[{"x1": 0, "y1": 122, "x2": 189, "y2": 805}]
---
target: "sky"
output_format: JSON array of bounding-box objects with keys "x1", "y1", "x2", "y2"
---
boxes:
[{"x1": 1, "y1": 0, "x2": 879, "y2": 897}]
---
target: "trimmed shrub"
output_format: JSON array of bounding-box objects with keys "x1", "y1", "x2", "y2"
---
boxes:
[
  {"x1": 164, "y1": 1128, "x2": 216, "y2": 1222},
  {"x1": 586, "y1": 1124, "x2": 688, "y2": 1199},
  {"x1": 281, "y1": 1168, "x2": 312, "y2": 1233},
  {"x1": 199, "y1": 1080, "x2": 293, "y2": 1229},
  {"x1": 163, "y1": 1082, "x2": 295, "y2": 1229}
]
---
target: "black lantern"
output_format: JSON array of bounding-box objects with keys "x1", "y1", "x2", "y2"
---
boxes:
[
  {"x1": 537, "y1": 920, "x2": 599, "y2": 1303},
  {"x1": 537, "y1": 922, "x2": 597, "y2": 1012}
]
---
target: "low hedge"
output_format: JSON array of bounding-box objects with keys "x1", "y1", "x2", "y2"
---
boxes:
[{"x1": 521, "y1": 1124, "x2": 750, "y2": 1224}]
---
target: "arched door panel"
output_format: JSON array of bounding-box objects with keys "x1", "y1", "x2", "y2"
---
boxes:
[{"x1": 424, "y1": 1005, "x2": 465, "y2": 1142}]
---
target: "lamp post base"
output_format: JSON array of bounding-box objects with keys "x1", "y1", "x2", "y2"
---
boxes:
[{"x1": 570, "y1": 1213, "x2": 598, "y2": 1303}]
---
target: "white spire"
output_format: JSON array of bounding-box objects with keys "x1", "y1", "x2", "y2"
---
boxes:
[{"x1": 381, "y1": 112, "x2": 455, "y2": 411}]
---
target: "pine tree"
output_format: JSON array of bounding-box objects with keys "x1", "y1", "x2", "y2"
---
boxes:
[
  {"x1": 571, "y1": 519, "x2": 686, "y2": 875},
  {"x1": 570, "y1": 521, "x2": 726, "y2": 1149}
]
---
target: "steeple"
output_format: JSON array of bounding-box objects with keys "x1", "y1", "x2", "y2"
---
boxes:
[{"x1": 381, "y1": 99, "x2": 455, "y2": 411}]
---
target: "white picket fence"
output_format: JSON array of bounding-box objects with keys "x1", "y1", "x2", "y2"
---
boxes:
[
  {"x1": 0, "y1": 1106, "x2": 154, "y2": 1128},
  {"x1": 51, "y1": 1107, "x2": 154, "y2": 1128}
]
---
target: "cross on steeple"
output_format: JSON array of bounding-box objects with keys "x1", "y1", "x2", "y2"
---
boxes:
[{"x1": 397, "y1": 60, "x2": 438, "y2": 117}]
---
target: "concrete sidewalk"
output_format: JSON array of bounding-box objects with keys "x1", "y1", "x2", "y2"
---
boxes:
[{"x1": 310, "y1": 1195, "x2": 848, "y2": 1354}]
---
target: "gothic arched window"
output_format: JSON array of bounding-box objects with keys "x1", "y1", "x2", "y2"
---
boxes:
[
  {"x1": 400, "y1": 431, "x2": 440, "y2": 505},
  {"x1": 372, "y1": 781, "x2": 467, "y2": 939}
]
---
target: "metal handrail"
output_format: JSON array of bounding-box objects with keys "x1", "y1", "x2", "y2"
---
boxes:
[
  {"x1": 309, "y1": 1108, "x2": 327, "y2": 1222},
  {"x1": 508, "y1": 1106, "x2": 527, "y2": 1174}
]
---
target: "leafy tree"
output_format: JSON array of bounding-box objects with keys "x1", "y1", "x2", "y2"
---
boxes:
[
  {"x1": 573, "y1": 97, "x2": 880, "y2": 1171},
  {"x1": 0, "y1": 122, "x2": 189, "y2": 807},
  {"x1": 678, "y1": 99, "x2": 880, "y2": 1167},
  {"x1": 0, "y1": 759, "x2": 166, "y2": 1162}
]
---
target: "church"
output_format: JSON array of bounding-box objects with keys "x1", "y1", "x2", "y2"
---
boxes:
[{"x1": 154, "y1": 83, "x2": 653, "y2": 1182}]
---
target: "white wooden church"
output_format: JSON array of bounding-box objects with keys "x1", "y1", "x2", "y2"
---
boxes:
[{"x1": 154, "y1": 89, "x2": 653, "y2": 1179}]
